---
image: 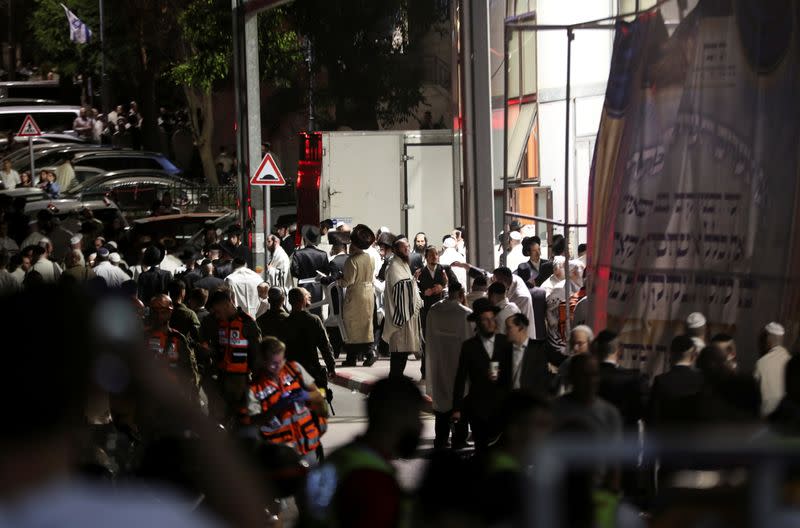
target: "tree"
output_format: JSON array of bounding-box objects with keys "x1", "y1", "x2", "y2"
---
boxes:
[
  {"x1": 288, "y1": 0, "x2": 448, "y2": 129},
  {"x1": 169, "y1": 0, "x2": 231, "y2": 185}
]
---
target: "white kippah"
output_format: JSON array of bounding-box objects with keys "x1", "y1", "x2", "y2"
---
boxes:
[
  {"x1": 686, "y1": 312, "x2": 706, "y2": 329},
  {"x1": 765, "y1": 322, "x2": 785, "y2": 336},
  {"x1": 443, "y1": 237, "x2": 456, "y2": 248},
  {"x1": 109, "y1": 252, "x2": 121, "y2": 264},
  {"x1": 70, "y1": 234, "x2": 83, "y2": 245},
  {"x1": 509, "y1": 231, "x2": 522, "y2": 241}
]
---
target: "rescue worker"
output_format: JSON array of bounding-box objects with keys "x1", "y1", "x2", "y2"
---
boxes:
[
  {"x1": 145, "y1": 294, "x2": 200, "y2": 403},
  {"x1": 300, "y1": 376, "x2": 424, "y2": 528},
  {"x1": 240, "y1": 336, "x2": 328, "y2": 463},
  {"x1": 205, "y1": 288, "x2": 261, "y2": 422}
]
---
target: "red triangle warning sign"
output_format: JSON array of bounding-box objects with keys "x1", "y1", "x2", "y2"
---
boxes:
[
  {"x1": 250, "y1": 153, "x2": 286, "y2": 186},
  {"x1": 17, "y1": 114, "x2": 42, "y2": 137}
]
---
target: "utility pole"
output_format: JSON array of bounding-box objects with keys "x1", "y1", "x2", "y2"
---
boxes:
[
  {"x1": 232, "y1": 0, "x2": 292, "y2": 273},
  {"x1": 7, "y1": 0, "x2": 15, "y2": 81},
  {"x1": 305, "y1": 37, "x2": 314, "y2": 131}
]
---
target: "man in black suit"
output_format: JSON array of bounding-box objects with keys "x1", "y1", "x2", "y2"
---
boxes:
[
  {"x1": 593, "y1": 330, "x2": 648, "y2": 429},
  {"x1": 220, "y1": 224, "x2": 251, "y2": 268},
  {"x1": 452, "y1": 298, "x2": 510, "y2": 451},
  {"x1": 290, "y1": 225, "x2": 329, "y2": 317},
  {"x1": 647, "y1": 335, "x2": 703, "y2": 429},
  {"x1": 326, "y1": 231, "x2": 350, "y2": 280},
  {"x1": 502, "y1": 312, "x2": 565, "y2": 397},
  {"x1": 137, "y1": 245, "x2": 171, "y2": 304},
  {"x1": 515, "y1": 236, "x2": 553, "y2": 288},
  {"x1": 283, "y1": 287, "x2": 336, "y2": 387}
]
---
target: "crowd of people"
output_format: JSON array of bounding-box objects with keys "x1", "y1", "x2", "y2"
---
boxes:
[{"x1": 1, "y1": 202, "x2": 799, "y2": 526}]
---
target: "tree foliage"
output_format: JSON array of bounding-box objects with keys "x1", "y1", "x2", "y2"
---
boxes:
[
  {"x1": 168, "y1": 0, "x2": 230, "y2": 91},
  {"x1": 288, "y1": 0, "x2": 448, "y2": 129}
]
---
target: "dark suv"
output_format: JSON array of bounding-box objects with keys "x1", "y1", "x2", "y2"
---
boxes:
[{"x1": 70, "y1": 150, "x2": 182, "y2": 176}]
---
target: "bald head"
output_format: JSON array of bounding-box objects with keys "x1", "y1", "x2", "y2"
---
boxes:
[{"x1": 257, "y1": 282, "x2": 269, "y2": 299}]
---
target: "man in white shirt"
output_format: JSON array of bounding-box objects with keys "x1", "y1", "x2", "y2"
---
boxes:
[
  {"x1": 224, "y1": 257, "x2": 264, "y2": 319},
  {"x1": 55, "y1": 154, "x2": 76, "y2": 190},
  {"x1": 755, "y1": 322, "x2": 791, "y2": 416},
  {"x1": 493, "y1": 266, "x2": 537, "y2": 340},
  {"x1": 505, "y1": 231, "x2": 526, "y2": 271},
  {"x1": 31, "y1": 239, "x2": 61, "y2": 282},
  {"x1": 487, "y1": 281, "x2": 520, "y2": 335},
  {"x1": 93, "y1": 248, "x2": 130, "y2": 288},
  {"x1": 439, "y1": 236, "x2": 466, "y2": 285},
  {"x1": 0, "y1": 159, "x2": 20, "y2": 190}
]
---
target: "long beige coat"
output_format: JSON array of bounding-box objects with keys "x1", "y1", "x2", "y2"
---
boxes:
[
  {"x1": 340, "y1": 251, "x2": 375, "y2": 344},
  {"x1": 382, "y1": 257, "x2": 423, "y2": 355}
]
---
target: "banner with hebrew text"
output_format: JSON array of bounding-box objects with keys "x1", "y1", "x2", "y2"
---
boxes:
[{"x1": 588, "y1": 1, "x2": 800, "y2": 375}]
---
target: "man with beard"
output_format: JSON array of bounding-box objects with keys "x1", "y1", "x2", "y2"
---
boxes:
[
  {"x1": 382, "y1": 235, "x2": 424, "y2": 379},
  {"x1": 410, "y1": 232, "x2": 427, "y2": 275}
]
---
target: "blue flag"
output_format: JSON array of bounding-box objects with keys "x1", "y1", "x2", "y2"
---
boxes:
[{"x1": 60, "y1": 3, "x2": 92, "y2": 44}]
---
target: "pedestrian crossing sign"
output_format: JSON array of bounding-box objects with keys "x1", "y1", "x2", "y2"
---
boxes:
[
  {"x1": 250, "y1": 153, "x2": 286, "y2": 186},
  {"x1": 17, "y1": 114, "x2": 42, "y2": 137}
]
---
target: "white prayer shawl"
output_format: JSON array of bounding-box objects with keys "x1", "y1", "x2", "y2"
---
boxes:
[
  {"x1": 225, "y1": 266, "x2": 263, "y2": 319},
  {"x1": 425, "y1": 300, "x2": 473, "y2": 412},
  {"x1": 507, "y1": 274, "x2": 537, "y2": 339},
  {"x1": 439, "y1": 247, "x2": 466, "y2": 286},
  {"x1": 382, "y1": 257, "x2": 423, "y2": 354},
  {"x1": 268, "y1": 244, "x2": 292, "y2": 289}
]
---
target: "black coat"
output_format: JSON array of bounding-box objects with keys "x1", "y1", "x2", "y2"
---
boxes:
[
  {"x1": 501, "y1": 338, "x2": 565, "y2": 397},
  {"x1": 221, "y1": 240, "x2": 251, "y2": 267},
  {"x1": 137, "y1": 266, "x2": 171, "y2": 304},
  {"x1": 516, "y1": 259, "x2": 554, "y2": 288},
  {"x1": 291, "y1": 245, "x2": 329, "y2": 302},
  {"x1": 283, "y1": 310, "x2": 336, "y2": 384},
  {"x1": 529, "y1": 287, "x2": 547, "y2": 340},
  {"x1": 417, "y1": 264, "x2": 448, "y2": 311},
  {"x1": 453, "y1": 334, "x2": 510, "y2": 419},
  {"x1": 647, "y1": 365, "x2": 703, "y2": 428},
  {"x1": 597, "y1": 362, "x2": 648, "y2": 427},
  {"x1": 328, "y1": 253, "x2": 348, "y2": 280}
]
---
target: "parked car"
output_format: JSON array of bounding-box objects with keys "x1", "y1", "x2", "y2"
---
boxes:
[
  {"x1": 10, "y1": 144, "x2": 118, "y2": 173},
  {"x1": 0, "y1": 105, "x2": 81, "y2": 135},
  {"x1": 122, "y1": 212, "x2": 233, "y2": 263},
  {"x1": 70, "y1": 150, "x2": 182, "y2": 176},
  {"x1": 65, "y1": 172, "x2": 200, "y2": 218},
  {"x1": 24, "y1": 198, "x2": 127, "y2": 236},
  {"x1": 0, "y1": 187, "x2": 49, "y2": 203}
]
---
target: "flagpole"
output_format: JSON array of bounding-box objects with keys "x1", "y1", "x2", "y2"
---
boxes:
[{"x1": 99, "y1": 0, "x2": 109, "y2": 114}]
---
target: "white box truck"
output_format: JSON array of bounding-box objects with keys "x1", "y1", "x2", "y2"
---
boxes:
[{"x1": 296, "y1": 129, "x2": 459, "y2": 240}]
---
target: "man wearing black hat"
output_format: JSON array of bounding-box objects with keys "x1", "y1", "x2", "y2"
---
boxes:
[
  {"x1": 290, "y1": 225, "x2": 329, "y2": 317},
  {"x1": 515, "y1": 236, "x2": 553, "y2": 288},
  {"x1": 137, "y1": 245, "x2": 172, "y2": 304},
  {"x1": 326, "y1": 230, "x2": 350, "y2": 280},
  {"x1": 221, "y1": 224, "x2": 251, "y2": 268},
  {"x1": 175, "y1": 247, "x2": 201, "y2": 291},
  {"x1": 452, "y1": 297, "x2": 511, "y2": 451}
]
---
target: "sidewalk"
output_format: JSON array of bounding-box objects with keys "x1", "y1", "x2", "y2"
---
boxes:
[{"x1": 330, "y1": 356, "x2": 433, "y2": 411}]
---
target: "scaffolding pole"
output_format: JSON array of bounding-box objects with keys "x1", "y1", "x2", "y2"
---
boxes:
[{"x1": 501, "y1": 1, "x2": 666, "y2": 342}]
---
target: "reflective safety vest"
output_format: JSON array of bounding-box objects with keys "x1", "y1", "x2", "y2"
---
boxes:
[
  {"x1": 592, "y1": 489, "x2": 620, "y2": 528},
  {"x1": 301, "y1": 442, "x2": 400, "y2": 528},
  {"x1": 217, "y1": 315, "x2": 250, "y2": 374},
  {"x1": 242, "y1": 361, "x2": 326, "y2": 455},
  {"x1": 147, "y1": 329, "x2": 182, "y2": 372}
]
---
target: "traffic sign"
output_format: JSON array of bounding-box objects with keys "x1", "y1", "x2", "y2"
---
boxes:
[
  {"x1": 250, "y1": 153, "x2": 286, "y2": 186},
  {"x1": 17, "y1": 114, "x2": 42, "y2": 137}
]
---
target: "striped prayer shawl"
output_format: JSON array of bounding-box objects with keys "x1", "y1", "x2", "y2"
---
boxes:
[{"x1": 391, "y1": 279, "x2": 415, "y2": 327}]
